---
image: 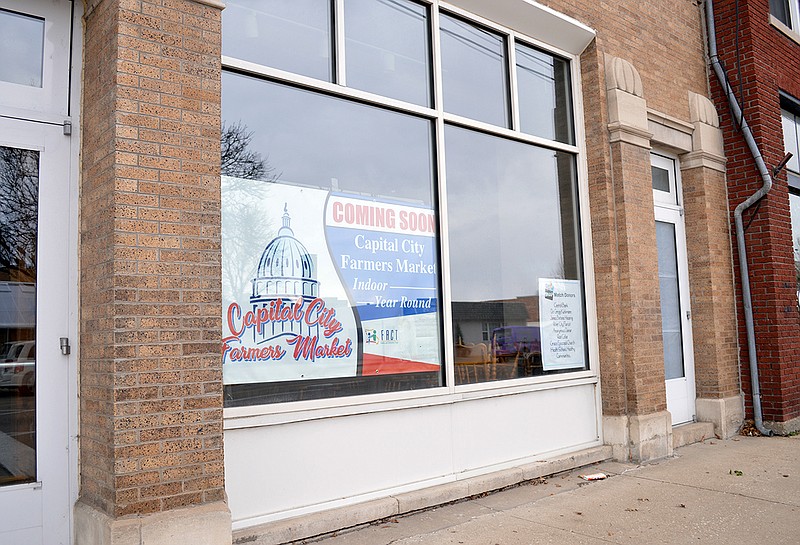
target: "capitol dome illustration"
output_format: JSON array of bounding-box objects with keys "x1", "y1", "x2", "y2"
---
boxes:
[
  {"x1": 250, "y1": 204, "x2": 320, "y2": 342},
  {"x1": 251, "y1": 204, "x2": 319, "y2": 303}
]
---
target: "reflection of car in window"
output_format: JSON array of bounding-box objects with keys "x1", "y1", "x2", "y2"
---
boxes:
[
  {"x1": 0, "y1": 341, "x2": 36, "y2": 394},
  {"x1": 492, "y1": 326, "x2": 541, "y2": 376}
]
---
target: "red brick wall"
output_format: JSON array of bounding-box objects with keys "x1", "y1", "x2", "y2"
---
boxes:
[
  {"x1": 80, "y1": 0, "x2": 225, "y2": 518},
  {"x1": 711, "y1": 0, "x2": 800, "y2": 423}
]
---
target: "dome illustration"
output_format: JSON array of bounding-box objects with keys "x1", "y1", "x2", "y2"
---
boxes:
[{"x1": 251, "y1": 204, "x2": 319, "y2": 304}]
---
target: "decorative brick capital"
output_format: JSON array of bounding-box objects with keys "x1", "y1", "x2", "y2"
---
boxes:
[
  {"x1": 686, "y1": 92, "x2": 725, "y2": 166},
  {"x1": 605, "y1": 55, "x2": 651, "y2": 148},
  {"x1": 605, "y1": 55, "x2": 644, "y2": 97}
]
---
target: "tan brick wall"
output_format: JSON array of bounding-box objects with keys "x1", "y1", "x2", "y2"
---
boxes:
[
  {"x1": 544, "y1": 0, "x2": 708, "y2": 122},
  {"x1": 580, "y1": 44, "x2": 630, "y2": 416},
  {"x1": 608, "y1": 140, "x2": 668, "y2": 415},
  {"x1": 80, "y1": 0, "x2": 224, "y2": 518},
  {"x1": 681, "y1": 166, "x2": 740, "y2": 399}
]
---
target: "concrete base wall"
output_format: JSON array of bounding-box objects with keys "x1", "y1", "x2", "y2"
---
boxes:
[
  {"x1": 74, "y1": 501, "x2": 231, "y2": 545},
  {"x1": 696, "y1": 395, "x2": 744, "y2": 438},
  {"x1": 603, "y1": 411, "x2": 673, "y2": 462},
  {"x1": 766, "y1": 414, "x2": 800, "y2": 435}
]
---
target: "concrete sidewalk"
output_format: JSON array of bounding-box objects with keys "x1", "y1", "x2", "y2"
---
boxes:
[{"x1": 302, "y1": 435, "x2": 799, "y2": 544}]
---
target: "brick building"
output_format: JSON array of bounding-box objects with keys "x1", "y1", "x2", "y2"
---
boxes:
[
  {"x1": 0, "y1": 1, "x2": 744, "y2": 544},
  {"x1": 707, "y1": 0, "x2": 800, "y2": 435}
]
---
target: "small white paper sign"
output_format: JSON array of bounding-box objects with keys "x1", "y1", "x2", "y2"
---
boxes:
[{"x1": 539, "y1": 278, "x2": 585, "y2": 371}]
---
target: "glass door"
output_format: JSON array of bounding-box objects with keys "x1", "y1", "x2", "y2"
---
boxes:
[
  {"x1": 0, "y1": 118, "x2": 72, "y2": 544},
  {"x1": 652, "y1": 153, "x2": 696, "y2": 425}
]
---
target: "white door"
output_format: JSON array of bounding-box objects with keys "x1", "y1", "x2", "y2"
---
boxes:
[
  {"x1": 652, "y1": 153, "x2": 696, "y2": 425},
  {"x1": 0, "y1": 1, "x2": 75, "y2": 544}
]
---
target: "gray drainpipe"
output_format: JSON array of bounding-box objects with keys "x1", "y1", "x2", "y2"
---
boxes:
[{"x1": 704, "y1": 0, "x2": 772, "y2": 436}]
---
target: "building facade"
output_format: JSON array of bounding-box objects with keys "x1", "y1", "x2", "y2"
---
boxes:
[
  {"x1": 0, "y1": 1, "x2": 743, "y2": 544},
  {"x1": 708, "y1": 0, "x2": 800, "y2": 435}
]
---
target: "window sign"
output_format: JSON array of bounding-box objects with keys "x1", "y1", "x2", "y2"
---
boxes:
[
  {"x1": 538, "y1": 279, "x2": 586, "y2": 371},
  {"x1": 222, "y1": 179, "x2": 442, "y2": 394},
  {"x1": 222, "y1": 182, "x2": 358, "y2": 384},
  {"x1": 325, "y1": 195, "x2": 440, "y2": 372}
]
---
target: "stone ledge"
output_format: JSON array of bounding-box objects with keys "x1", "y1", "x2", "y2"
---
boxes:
[
  {"x1": 75, "y1": 501, "x2": 232, "y2": 545},
  {"x1": 232, "y1": 445, "x2": 612, "y2": 545},
  {"x1": 672, "y1": 421, "x2": 715, "y2": 449}
]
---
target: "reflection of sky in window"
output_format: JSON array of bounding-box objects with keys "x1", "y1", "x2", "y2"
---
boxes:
[
  {"x1": 222, "y1": 72, "x2": 434, "y2": 205},
  {"x1": 0, "y1": 10, "x2": 44, "y2": 88},
  {"x1": 440, "y1": 13, "x2": 508, "y2": 127},
  {"x1": 223, "y1": 0, "x2": 332, "y2": 81},
  {"x1": 516, "y1": 44, "x2": 556, "y2": 140},
  {"x1": 445, "y1": 125, "x2": 574, "y2": 301},
  {"x1": 344, "y1": 0, "x2": 431, "y2": 106}
]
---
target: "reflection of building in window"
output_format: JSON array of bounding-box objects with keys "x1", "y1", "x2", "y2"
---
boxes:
[
  {"x1": 452, "y1": 301, "x2": 528, "y2": 345},
  {"x1": 481, "y1": 321, "x2": 500, "y2": 341},
  {"x1": 250, "y1": 205, "x2": 319, "y2": 342}
]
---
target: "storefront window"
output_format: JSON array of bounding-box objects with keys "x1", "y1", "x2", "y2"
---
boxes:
[
  {"x1": 222, "y1": 73, "x2": 441, "y2": 406},
  {"x1": 222, "y1": 0, "x2": 333, "y2": 81},
  {"x1": 344, "y1": 0, "x2": 431, "y2": 106},
  {"x1": 439, "y1": 12, "x2": 509, "y2": 127},
  {"x1": 516, "y1": 42, "x2": 574, "y2": 144},
  {"x1": 222, "y1": 1, "x2": 588, "y2": 406},
  {"x1": 445, "y1": 126, "x2": 587, "y2": 384}
]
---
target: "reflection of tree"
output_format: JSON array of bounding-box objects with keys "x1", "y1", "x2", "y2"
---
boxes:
[
  {"x1": 221, "y1": 121, "x2": 277, "y2": 303},
  {"x1": 0, "y1": 147, "x2": 38, "y2": 283},
  {"x1": 221, "y1": 121, "x2": 273, "y2": 181}
]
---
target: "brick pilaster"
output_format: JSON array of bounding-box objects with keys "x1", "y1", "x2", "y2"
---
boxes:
[{"x1": 79, "y1": 0, "x2": 227, "y2": 535}]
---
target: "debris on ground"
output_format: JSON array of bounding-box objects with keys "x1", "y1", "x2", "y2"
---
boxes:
[
  {"x1": 740, "y1": 421, "x2": 763, "y2": 436},
  {"x1": 579, "y1": 472, "x2": 608, "y2": 481}
]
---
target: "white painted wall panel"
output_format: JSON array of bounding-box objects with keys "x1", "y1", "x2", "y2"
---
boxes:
[{"x1": 226, "y1": 383, "x2": 599, "y2": 527}]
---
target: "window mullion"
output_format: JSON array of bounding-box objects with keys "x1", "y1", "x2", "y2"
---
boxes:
[
  {"x1": 508, "y1": 35, "x2": 521, "y2": 131},
  {"x1": 430, "y1": 3, "x2": 454, "y2": 391},
  {"x1": 334, "y1": 0, "x2": 346, "y2": 85},
  {"x1": 430, "y1": 2, "x2": 444, "y2": 113},
  {"x1": 434, "y1": 115, "x2": 456, "y2": 393}
]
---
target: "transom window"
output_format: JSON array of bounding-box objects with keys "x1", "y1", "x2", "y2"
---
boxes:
[
  {"x1": 221, "y1": 0, "x2": 589, "y2": 407},
  {"x1": 0, "y1": 8, "x2": 44, "y2": 87}
]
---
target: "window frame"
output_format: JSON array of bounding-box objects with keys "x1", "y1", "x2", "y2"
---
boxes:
[
  {"x1": 222, "y1": 0, "x2": 599, "y2": 424},
  {"x1": 771, "y1": 0, "x2": 800, "y2": 40}
]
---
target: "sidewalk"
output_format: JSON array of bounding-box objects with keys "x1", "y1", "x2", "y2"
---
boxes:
[{"x1": 302, "y1": 435, "x2": 799, "y2": 544}]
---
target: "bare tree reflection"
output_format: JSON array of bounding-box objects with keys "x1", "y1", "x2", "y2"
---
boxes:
[
  {"x1": 0, "y1": 147, "x2": 38, "y2": 283},
  {"x1": 221, "y1": 121, "x2": 273, "y2": 181},
  {"x1": 221, "y1": 121, "x2": 277, "y2": 303}
]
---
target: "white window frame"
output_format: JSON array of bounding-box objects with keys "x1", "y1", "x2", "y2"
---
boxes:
[
  {"x1": 0, "y1": 0, "x2": 73, "y2": 123},
  {"x1": 652, "y1": 152, "x2": 683, "y2": 207},
  {"x1": 782, "y1": 107, "x2": 800, "y2": 176},
  {"x1": 771, "y1": 0, "x2": 800, "y2": 41},
  {"x1": 222, "y1": 0, "x2": 599, "y2": 427}
]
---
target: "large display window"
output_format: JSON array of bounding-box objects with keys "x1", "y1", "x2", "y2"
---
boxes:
[{"x1": 222, "y1": 0, "x2": 591, "y2": 407}]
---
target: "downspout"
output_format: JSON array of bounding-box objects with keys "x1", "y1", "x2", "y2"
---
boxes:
[{"x1": 705, "y1": 0, "x2": 773, "y2": 436}]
